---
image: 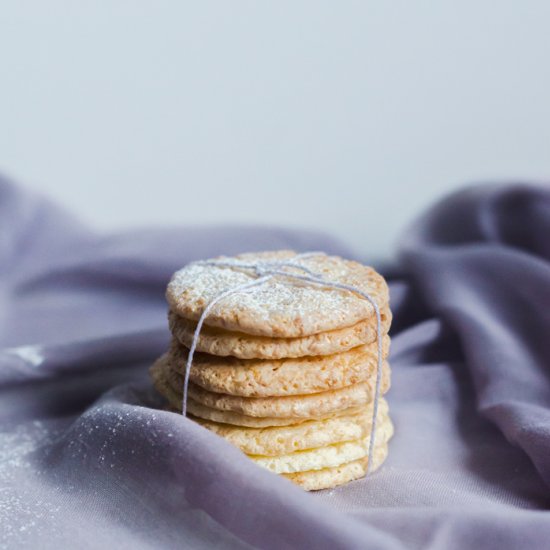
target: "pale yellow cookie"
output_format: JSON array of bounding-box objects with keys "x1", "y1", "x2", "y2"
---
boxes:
[
  {"x1": 166, "y1": 251, "x2": 389, "y2": 337},
  {"x1": 187, "y1": 401, "x2": 367, "y2": 428},
  {"x1": 165, "y1": 336, "x2": 390, "y2": 397},
  {"x1": 194, "y1": 399, "x2": 390, "y2": 455},
  {"x1": 282, "y1": 444, "x2": 388, "y2": 491},
  {"x1": 254, "y1": 438, "x2": 368, "y2": 474},
  {"x1": 250, "y1": 416, "x2": 393, "y2": 473},
  {"x1": 168, "y1": 307, "x2": 392, "y2": 359},
  {"x1": 171, "y1": 368, "x2": 391, "y2": 418},
  {"x1": 150, "y1": 360, "x2": 183, "y2": 408}
]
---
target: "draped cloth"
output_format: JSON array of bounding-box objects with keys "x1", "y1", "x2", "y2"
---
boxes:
[{"x1": 1, "y1": 177, "x2": 549, "y2": 549}]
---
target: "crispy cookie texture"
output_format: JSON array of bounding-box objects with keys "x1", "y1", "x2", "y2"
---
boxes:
[
  {"x1": 194, "y1": 399, "x2": 390, "y2": 456},
  {"x1": 168, "y1": 307, "x2": 392, "y2": 359},
  {"x1": 282, "y1": 444, "x2": 388, "y2": 491},
  {"x1": 251, "y1": 418, "x2": 393, "y2": 474},
  {"x1": 166, "y1": 250, "x2": 389, "y2": 338},
  {"x1": 164, "y1": 336, "x2": 390, "y2": 397},
  {"x1": 150, "y1": 361, "x2": 370, "y2": 427},
  {"x1": 186, "y1": 402, "x2": 367, "y2": 428},
  {"x1": 166, "y1": 365, "x2": 391, "y2": 418}
]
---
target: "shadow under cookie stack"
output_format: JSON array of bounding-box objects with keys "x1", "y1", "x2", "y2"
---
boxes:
[{"x1": 150, "y1": 251, "x2": 393, "y2": 491}]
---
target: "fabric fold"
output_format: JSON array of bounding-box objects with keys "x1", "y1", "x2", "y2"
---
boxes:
[{"x1": 1, "y1": 177, "x2": 549, "y2": 549}]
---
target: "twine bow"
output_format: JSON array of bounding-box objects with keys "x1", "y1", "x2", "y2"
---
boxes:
[{"x1": 182, "y1": 252, "x2": 384, "y2": 475}]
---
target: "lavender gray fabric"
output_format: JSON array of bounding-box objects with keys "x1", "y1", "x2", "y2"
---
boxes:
[{"x1": 1, "y1": 177, "x2": 549, "y2": 549}]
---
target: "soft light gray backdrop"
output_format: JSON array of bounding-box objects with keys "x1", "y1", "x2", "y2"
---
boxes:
[{"x1": 2, "y1": 2, "x2": 549, "y2": 257}]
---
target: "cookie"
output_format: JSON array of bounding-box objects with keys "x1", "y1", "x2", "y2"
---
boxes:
[
  {"x1": 194, "y1": 399, "x2": 390, "y2": 456},
  {"x1": 168, "y1": 307, "x2": 392, "y2": 359},
  {"x1": 187, "y1": 401, "x2": 367, "y2": 428},
  {"x1": 151, "y1": 364, "x2": 369, "y2": 427},
  {"x1": 282, "y1": 444, "x2": 388, "y2": 491},
  {"x1": 171, "y1": 368, "x2": 391, "y2": 418},
  {"x1": 165, "y1": 336, "x2": 391, "y2": 397},
  {"x1": 166, "y1": 251, "x2": 389, "y2": 337},
  {"x1": 153, "y1": 249, "x2": 394, "y2": 491},
  {"x1": 150, "y1": 360, "x2": 182, "y2": 408},
  {"x1": 252, "y1": 417, "x2": 393, "y2": 474}
]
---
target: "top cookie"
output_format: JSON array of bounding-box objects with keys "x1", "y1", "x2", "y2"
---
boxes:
[{"x1": 166, "y1": 250, "x2": 389, "y2": 338}]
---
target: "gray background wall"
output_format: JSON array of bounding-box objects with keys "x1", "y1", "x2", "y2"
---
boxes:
[{"x1": 2, "y1": 2, "x2": 549, "y2": 257}]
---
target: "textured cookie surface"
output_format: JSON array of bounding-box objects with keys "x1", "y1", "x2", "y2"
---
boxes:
[
  {"x1": 194, "y1": 399, "x2": 390, "y2": 455},
  {"x1": 252, "y1": 437, "x2": 369, "y2": 474},
  {"x1": 165, "y1": 336, "x2": 390, "y2": 397},
  {"x1": 187, "y1": 402, "x2": 367, "y2": 428},
  {"x1": 169, "y1": 307, "x2": 392, "y2": 359},
  {"x1": 166, "y1": 251, "x2": 389, "y2": 337},
  {"x1": 250, "y1": 416, "x2": 393, "y2": 473},
  {"x1": 282, "y1": 444, "x2": 388, "y2": 491},
  {"x1": 170, "y1": 368, "x2": 391, "y2": 418},
  {"x1": 150, "y1": 359, "x2": 365, "y2": 426},
  {"x1": 150, "y1": 363, "x2": 369, "y2": 427}
]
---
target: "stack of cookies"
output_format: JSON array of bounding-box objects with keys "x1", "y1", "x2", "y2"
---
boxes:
[{"x1": 150, "y1": 251, "x2": 393, "y2": 491}]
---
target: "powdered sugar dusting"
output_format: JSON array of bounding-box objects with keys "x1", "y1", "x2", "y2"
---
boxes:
[
  {"x1": 166, "y1": 251, "x2": 388, "y2": 337},
  {"x1": 0, "y1": 421, "x2": 62, "y2": 549}
]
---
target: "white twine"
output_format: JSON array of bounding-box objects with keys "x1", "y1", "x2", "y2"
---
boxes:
[{"x1": 182, "y1": 252, "x2": 384, "y2": 475}]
